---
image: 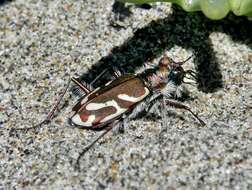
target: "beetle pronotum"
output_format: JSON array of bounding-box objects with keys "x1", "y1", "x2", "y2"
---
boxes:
[{"x1": 19, "y1": 52, "x2": 205, "y2": 168}]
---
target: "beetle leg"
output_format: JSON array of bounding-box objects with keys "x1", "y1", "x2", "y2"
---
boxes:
[
  {"x1": 146, "y1": 94, "x2": 162, "y2": 112},
  {"x1": 161, "y1": 96, "x2": 168, "y2": 127},
  {"x1": 75, "y1": 120, "x2": 119, "y2": 170},
  {"x1": 90, "y1": 68, "x2": 110, "y2": 86},
  {"x1": 15, "y1": 76, "x2": 95, "y2": 131},
  {"x1": 72, "y1": 66, "x2": 121, "y2": 95},
  {"x1": 111, "y1": 66, "x2": 121, "y2": 78},
  {"x1": 13, "y1": 78, "x2": 72, "y2": 131},
  {"x1": 117, "y1": 114, "x2": 129, "y2": 133},
  {"x1": 146, "y1": 94, "x2": 168, "y2": 127},
  {"x1": 165, "y1": 99, "x2": 206, "y2": 126},
  {"x1": 34, "y1": 77, "x2": 94, "y2": 129},
  {"x1": 90, "y1": 67, "x2": 122, "y2": 86},
  {"x1": 71, "y1": 77, "x2": 92, "y2": 94}
]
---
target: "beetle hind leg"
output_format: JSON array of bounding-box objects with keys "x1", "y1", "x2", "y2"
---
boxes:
[
  {"x1": 36, "y1": 66, "x2": 121, "y2": 126},
  {"x1": 75, "y1": 120, "x2": 120, "y2": 171},
  {"x1": 37, "y1": 77, "x2": 93, "y2": 127},
  {"x1": 89, "y1": 66, "x2": 122, "y2": 87},
  {"x1": 13, "y1": 78, "x2": 72, "y2": 131},
  {"x1": 111, "y1": 66, "x2": 122, "y2": 78},
  {"x1": 71, "y1": 77, "x2": 93, "y2": 95},
  {"x1": 15, "y1": 76, "x2": 94, "y2": 131}
]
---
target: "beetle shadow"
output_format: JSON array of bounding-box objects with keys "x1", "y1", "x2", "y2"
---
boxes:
[
  {"x1": 79, "y1": 5, "x2": 252, "y2": 93},
  {"x1": 111, "y1": 1, "x2": 132, "y2": 22},
  {"x1": 0, "y1": 0, "x2": 13, "y2": 5}
]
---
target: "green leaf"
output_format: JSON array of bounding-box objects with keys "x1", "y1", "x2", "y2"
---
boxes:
[{"x1": 118, "y1": 0, "x2": 252, "y2": 19}]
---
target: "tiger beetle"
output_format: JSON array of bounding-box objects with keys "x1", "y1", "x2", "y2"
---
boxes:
[{"x1": 20, "y1": 52, "x2": 205, "y2": 168}]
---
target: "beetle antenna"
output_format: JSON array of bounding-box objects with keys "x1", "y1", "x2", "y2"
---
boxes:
[{"x1": 172, "y1": 55, "x2": 193, "y2": 66}]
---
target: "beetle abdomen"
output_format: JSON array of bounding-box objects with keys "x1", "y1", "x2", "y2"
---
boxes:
[{"x1": 70, "y1": 75, "x2": 150, "y2": 128}]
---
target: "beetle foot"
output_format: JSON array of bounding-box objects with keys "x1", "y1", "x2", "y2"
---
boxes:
[{"x1": 12, "y1": 118, "x2": 51, "y2": 132}]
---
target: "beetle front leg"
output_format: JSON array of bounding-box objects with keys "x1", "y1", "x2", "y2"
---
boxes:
[
  {"x1": 146, "y1": 94, "x2": 162, "y2": 113},
  {"x1": 165, "y1": 99, "x2": 206, "y2": 126}
]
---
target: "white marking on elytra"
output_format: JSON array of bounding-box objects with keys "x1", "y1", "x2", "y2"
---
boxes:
[
  {"x1": 92, "y1": 87, "x2": 100, "y2": 93},
  {"x1": 81, "y1": 95, "x2": 90, "y2": 105},
  {"x1": 80, "y1": 87, "x2": 101, "y2": 105},
  {"x1": 70, "y1": 111, "x2": 76, "y2": 117},
  {"x1": 85, "y1": 100, "x2": 127, "y2": 123},
  {"x1": 105, "y1": 80, "x2": 112, "y2": 86},
  {"x1": 100, "y1": 100, "x2": 127, "y2": 123},
  {"x1": 86, "y1": 102, "x2": 108, "y2": 110},
  {"x1": 71, "y1": 114, "x2": 95, "y2": 127},
  {"x1": 117, "y1": 87, "x2": 150, "y2": 102}
]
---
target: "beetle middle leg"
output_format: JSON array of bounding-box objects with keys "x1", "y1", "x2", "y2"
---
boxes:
[
  {"x1": 75, "y1": 126, "x2": 113, "y2": 170},
  {"x1": 145, "y1": 94, "x2": 168, "y2": 127},
  {"x1": 117, "y1": 114, "x2": 129, "y2": 133},
  {"x1": 161, "y1": 96, "x2": 168, "y2": 127}
]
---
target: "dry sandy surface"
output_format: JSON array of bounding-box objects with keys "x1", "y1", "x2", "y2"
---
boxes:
[{"x1": 0, "y1": 0, "x2": 252, "y2": 189}]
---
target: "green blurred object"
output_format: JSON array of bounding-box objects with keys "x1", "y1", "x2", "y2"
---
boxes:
[{"x1": 118, "y1": 0, "x2": 252, "y2": 19}]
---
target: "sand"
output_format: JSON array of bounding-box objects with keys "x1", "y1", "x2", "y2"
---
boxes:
[{"x1": 0, "y1": 0, "x2": 252, "y2": 189}]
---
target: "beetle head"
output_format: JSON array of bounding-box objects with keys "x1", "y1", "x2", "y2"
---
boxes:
[
  {"x1": 145, "y1": 53, "x2": 197, "y2": 92},
  {"x1": 160, "y1": 53, "x2": 197, "y2": 85}
]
